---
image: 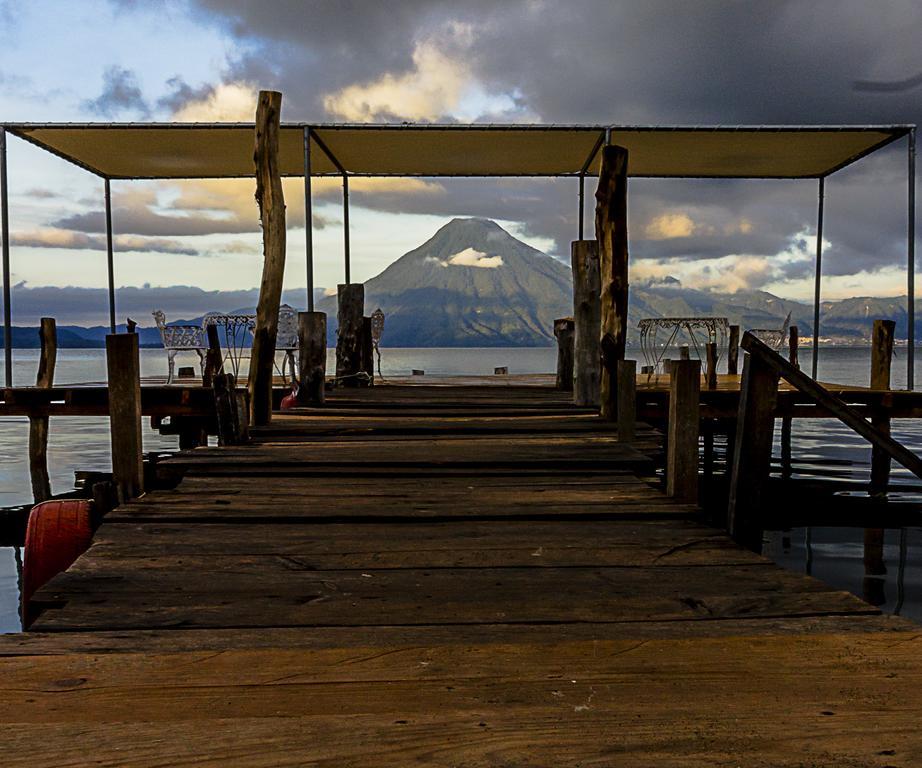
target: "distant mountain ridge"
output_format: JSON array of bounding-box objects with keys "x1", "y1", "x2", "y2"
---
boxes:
[{"x1": 3, "y1": 218, "x2": 918, "y2": 347}]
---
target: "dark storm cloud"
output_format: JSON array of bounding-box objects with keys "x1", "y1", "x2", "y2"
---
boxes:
[
  {"x1": 82, "y1": 65, "x2": 150, "y2": 117},
  {"x1": 109, "y1": 0, "x2": 921, "y2": 289},
  {"x1": 53, "y1": 207, "x2": 257, "y2": 237}
]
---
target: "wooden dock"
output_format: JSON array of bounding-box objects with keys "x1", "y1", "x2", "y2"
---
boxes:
[{"x1": 2, "y1": 382, "x2": 922, "y2": 765}]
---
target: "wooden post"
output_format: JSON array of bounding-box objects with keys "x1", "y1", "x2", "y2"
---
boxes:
[
  {"x1": 336, "y1": 284, "x2": 364, "y2": 386},
  {"x1": 616, "y1": 359, "x2": 636, "y2": 442},
  {"x1": 679, "y1": 345, "x2": 690, "y2": 360},
  {"x1": 666, "y1": 359, "x2": 700, "y2": 502},
  {"x1": 595, "y1": 145, "x2": 629, "y2": 420},
  {"x1": 28, "y1": 318, "x2": 56, "y2": 502},
  {"x1": 705, "y1": 342, "x2": 718, "y2": 389},
  {"x1": 106, "y1": 333, "x2": 143, "y2": 502},
  {"x1": 727, "y1": 324, "x2": 740, "y2": 375},
  {"x1": 727, "y1": 352, "x2": 780, "y2": 551},
  {"x1": 297, "y1": 311, "x2": 326, "y2": 405},
  {"x1": 361, "y1": 316, "x2": 375, "y2": 386},
  {"x1": 554, "y1": 317, "x2": 575, "y2": 391},
  {"x1": 870, "y1": 318, "x2": 895, "y2": 496},
  {"x1": 780, "y1": 326, "x2": 799, "y2": 480},
  {"x1": 213, "y1": 372, "x2": 238, "y2": 446},
  {"x1": 571, "y1": 240, "x2": 601, "y2": 406},
  {"x1": 248, "y1": 90, "x2": 286, "y2": 427},
  {"x1": 203, "y1": 323, "x2": 224, "y2": 387},
  {"x1": 862, "y1": 528, "x2": 887, "y2": 605}
]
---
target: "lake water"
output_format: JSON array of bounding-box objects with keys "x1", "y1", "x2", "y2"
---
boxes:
[{"x1": 2, "y1": 345, "x2": 921, "y2": 633}]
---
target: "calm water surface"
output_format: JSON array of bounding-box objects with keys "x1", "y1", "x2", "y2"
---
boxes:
[{"x1": 1, "y1": 345, "x2": 921, "y2": 632}]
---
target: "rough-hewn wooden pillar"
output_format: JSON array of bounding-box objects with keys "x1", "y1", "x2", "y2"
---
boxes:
[
  {"x1": 554, "y1": 317, "x2": 575, "y2": 391},
  {"x1": 870, "y1": 318, "x2": 895, "y2": 496},
  {"x1": 595, "y1": 146, "x2": 629, "y2": 420},
  {"x1": 248, "y1": 90, "x2": 286, "y2": 426},
  {"x1": 571, "y1": 240, "x2": 601, "y2": 406},
  {"x1": 28, "y1": 317, "x2": 56, "y2": 502},
  {"x1": 336, "y1": 283, "x2": 364, "y2": 386},
  {"x1": 667, "y1": 359, "x2": 700, "y2": 501},
  {"x1": 106, "y1": 332, "x2": 143, "y2": 503},
  {"x1": 727, "y1": 352, "x2": 780, "y2": 552},
  {"x1": 298, "y1": 311, "x2": 326, "y2": 405},
  {"x1": 727, "y1": 325, "x2": 740, "y2": 375}
]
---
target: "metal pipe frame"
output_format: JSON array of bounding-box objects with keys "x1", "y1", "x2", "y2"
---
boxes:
[
  {"x1": 578, "y1": 175, "x2": 585, "y2": 240},
  {"x1": 303, "y1": 127, "x2": 314, "y2": 312},
  {"x1": 105, "y1": 178, "x2": 116, "y2": 333},
  {"x1": 343, "y1": 173, "x2": 351, "y2": 285},
  {"x1": 811, "y1": 177, "x2": 825, "y2": 380},
  {"x1": 0, "y1": 127, "x2": 10, "y2": 386},
  {"x1": 909, "y1": 128, "x2": 917, "y2": 389},
  {"x1": 577, "y1": 131, "x2": 605, "y2": 240}
]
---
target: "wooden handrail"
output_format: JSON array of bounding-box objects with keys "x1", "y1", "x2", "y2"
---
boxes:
[{"x1": 741, "y1": 332, "x2": 922, "y2": 480}]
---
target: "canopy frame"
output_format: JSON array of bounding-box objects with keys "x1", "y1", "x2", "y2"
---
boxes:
[{"x1": 0, "y1": 121, "x2": 915, "y2": 388}]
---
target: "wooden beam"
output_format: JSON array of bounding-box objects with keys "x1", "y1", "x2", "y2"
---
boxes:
[
  {"x1": 298, "y1": 311, "x2": 326, "y2": 405},
  {"x1": 28, "y1": 317, "x2": 56, "y2": 502},
  {"x1": 554, "y1": 317, "x2": 575, "y2": 392},
  {"x1": 616, "y1": 359, "x2": 636, "y2": 442},
  {"x1": 336, "y1": 284, "x2": 364, "y2": 387},
  {"x1": 571, "y1": 240, "x2": 601, "y2": 406},
  {"x1": 595, "y1": 145, "x2": 629, "y2": 420},
  {"x1": 727, "y1": 349, "x2": 779, "y2": 551},
  {"x1": 248, "y1": 90, "x2": 286, "y2": 426},
  {"x1": 727, "y1": 325, "x2": 740, "y2": 375},
  {"x1": 870, "y1": 319, "x2": 895, "y2": 496},
  {"x1": 106, "y1": 333, "x2": 143, "y2": 502},
  {"x1": 666, "y1": 359, "x2": 700, "y2": 502},
  {"x1": 742, "y1": 331, "x2": 922, "y2": 481}
]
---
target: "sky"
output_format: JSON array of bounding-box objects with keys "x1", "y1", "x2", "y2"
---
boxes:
[{"x1": 0, "y1": 0, "x2": 919, "y2": 324}]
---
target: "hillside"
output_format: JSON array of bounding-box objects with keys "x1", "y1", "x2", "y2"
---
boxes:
[{"x1": 318, "y1": 218, "x2": 573, "y2": 346}]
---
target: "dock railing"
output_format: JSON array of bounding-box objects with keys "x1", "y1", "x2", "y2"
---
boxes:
[{"x1": 727, "y1": 331, "x2": 922, "y2": 551}]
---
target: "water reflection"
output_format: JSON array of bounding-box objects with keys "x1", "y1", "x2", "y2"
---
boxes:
[{"x1": 765, "y1": 526, "x2": 919, "y2": 622}]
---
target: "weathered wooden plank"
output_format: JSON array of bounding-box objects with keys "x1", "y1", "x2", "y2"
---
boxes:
[{"x1": 29, "y1": 562, "x2": 876, "y2": 632}]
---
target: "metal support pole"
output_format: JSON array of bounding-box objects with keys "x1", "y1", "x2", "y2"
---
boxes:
[
  {"x1": 303, "y1": 127, "x2": 314, "y2": 312},
  {"x1": 811, "y1": 177, "x2": 825, "y2": 380},
  {"x1": 343, "y1": 173, "x2": 351, "y2": 284},
  {"x1": 578, "y1": 174, "x2": 585, "y2": 240},
  {"x1": 0, "y1": 126, "x2": 11, "y2": 387},
  {"x1": 104, "y1": 178, "x2": 116, "y2": 333},
  {"x1": 908, "y1": 128, "x2": 916, "y2": 389}
]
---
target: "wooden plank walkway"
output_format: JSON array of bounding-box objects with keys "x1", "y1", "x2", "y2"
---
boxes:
[{"x1": 1, "y1": 383, "x2": 921, "y2": 766}]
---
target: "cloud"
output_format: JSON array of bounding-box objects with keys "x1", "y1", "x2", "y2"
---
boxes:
[
  {"x1": 10, "y1": 228, "x2": 199, "y2": 256},
  {"x1": 644, "y1": 213, "x2": 696, "y2": 239},
  {"x1": 426, "y1": 247, "x2": 504, "y2": 268},
  {"x1": 82, "y1": 65, "x2": 150, "y2": 117},
  {"x1": 323, "y1": 40, "x2": 472, "y2": 121},
  {"x1": 171, "y1": 81, "x2": 260, "y2": 121}
]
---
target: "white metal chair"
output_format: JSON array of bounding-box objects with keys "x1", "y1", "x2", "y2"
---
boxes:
[
  {"x1": 275, "y1": 304, "x2": 298, "y2": 383},
  {"x1": 151, "y1": 310, "x2": 206, "y2": 384}
]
